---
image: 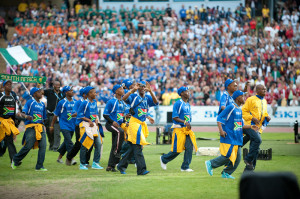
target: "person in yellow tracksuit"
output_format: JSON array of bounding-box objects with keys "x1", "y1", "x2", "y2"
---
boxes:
[
  {"x1": 242, "y1": 84, "x2": 271, "y2": 171},
  {"x1": 117, "y1": 81, "x2": 158, "y2": 175},
  {"x1": 160, "y1": 87, "x2": 197, "y2": 172},
  {"x1": 12, "y1": 87, "x2": 48, "y2": 171}
]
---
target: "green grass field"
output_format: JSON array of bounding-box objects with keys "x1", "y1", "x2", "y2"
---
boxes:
[{"x1": 0, "y1": 132, "x2": 299, "y2": 199}]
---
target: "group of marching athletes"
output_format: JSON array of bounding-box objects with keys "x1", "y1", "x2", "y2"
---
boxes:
[{"x1": 0, "y1": 78, "x2": 270, "y2": 177}]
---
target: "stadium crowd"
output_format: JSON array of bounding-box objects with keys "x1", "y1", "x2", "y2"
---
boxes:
[{"x1": 3, "y1": 0, "x2": 300, "y2": 107}]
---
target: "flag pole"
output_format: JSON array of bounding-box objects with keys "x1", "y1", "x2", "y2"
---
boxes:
[{"x1": 0, "y1": 53, "x2": 31, "y2": 95}]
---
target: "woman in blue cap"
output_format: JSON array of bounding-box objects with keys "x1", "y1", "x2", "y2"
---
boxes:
[
  {"x1": 77, "y1": 86, "x2": 103, "y2": 170},
  {"x1": 160, "y1": 86, "x2": 198, "y2": 172},
  {"x1": 50, "y1": 86, "x2": 76, "y2": 165},
  {"x1": 103, "y1": 83, "x2": 127, "y2": 172},
  {"x1": 12, "y1": 87, "x2": 48, "y2": 171},
  {"x1": 117, "y1": 81, "x2": 158, "y2": 175},
  {"x1": 205, "y1": 90, "x2": 258, "y2": 179}
]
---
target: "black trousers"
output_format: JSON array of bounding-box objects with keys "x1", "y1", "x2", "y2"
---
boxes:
[
  {"x1": 66, "y1": 125, "x2": 92, "y2": 163},
  {"x1": 1, "y1": 134, "x2": 17, "y2": 162},
  {"x1": 105, "y1": 122, "x2": 124, "y2": 168},
  {"x1": 118, "y1": 142, "x2": 147, "y2": 175},
  {"x1": 45, "y1": 113, "x2": 60, "y2": 150}
]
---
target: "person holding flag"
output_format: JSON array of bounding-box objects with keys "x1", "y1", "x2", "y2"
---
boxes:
[
  {"x1": 12, "y1": 87, "x2": 47, "y2": 171},
  {"x1": 0, "y1": 80, "x2": 20, "y2": 164},
  {"x1": 242, "y1": 84, "x2": 271, "y2": 171},
  {"x1": 77, "y1": 86, "x2": 103, "y2": 170},
  {"x1": 205, "y1": 90, "x2": 259, "y2": 179},
  {"x1": 50, "y1": 86, "x2": 76, "y2": 165},
  {"x1": 117, "y1": 81, "x2": 158, "y2": 175},
  {"x1": 103, "y1": 84, "x2": 127, "y2": 172},
  {"x1": 160, "y1": 87, "x2": 198, "y2": 172}
]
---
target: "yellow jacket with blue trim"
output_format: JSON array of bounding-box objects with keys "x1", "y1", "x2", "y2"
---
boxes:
[
  {"x1": 242, "y1": 95, "x2": 269, "y2": 133},
  {"x1": 0, "y1": 117, "x2": 20, "y2": 142}
]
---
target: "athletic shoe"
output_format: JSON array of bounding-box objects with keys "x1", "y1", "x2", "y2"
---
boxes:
[
  {"x1": 35, "y1": 167, "x2": 48, "y2": 171},
  {"x1": 205, "y1": 160, "x2": 213, "y2": 176},
  {"x1": 11, "y1": 161, "x2": 17, "y2": 169},
  {"x1": 106, "y1": 167, "x2": 117, "y2": 172},
  {"x1": 160, "y1": 156, "x2": 167, "y2": 170},
  {"x1": 181, "y1": 168, "x2": 194, "y2": 172},
  {"x1": 140, "y1": 170, "x2": 150, "y2": 175},
  {"x1": 65, "y1": 158, "x2": 72, "y2": 166},
  {"x1": 117, "y1": 165, "x2": 126, "y2": 174},
  {"x1": 80, "y1": 164, "x2": 88, "y2": 170},
  {"x1": 57, "y1": 158, "x2": 64, "y2": 164},
  {"x1": 221, "y1": 172, "x2": 235, "y2": 179},
  {"x1": 71, "y1": 159, "x2": 77, "y2": 165},
  {"x1": 92, "y1": 162, "x2": 103, "y2": 170}
]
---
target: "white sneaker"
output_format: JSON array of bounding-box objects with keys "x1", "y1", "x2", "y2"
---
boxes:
[
  {"x1": 160, "y1": 156, "x2": 167, "y2": 170},
  {"x1": 57, "y1": 158, "x2": 64, "y2": 164},
  {"x1": 71, "y1": 159, "x2": 77, "y2": 165},
  {"x1": 181, "y1": 168, "x2": 194, "y2": 172}
]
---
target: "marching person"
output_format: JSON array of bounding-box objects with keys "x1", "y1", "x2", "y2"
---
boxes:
[
  {"x1": 103, "y1": 84, "x2": 126, "y2": 172},
  {"x1": 205, "y1": 90, "x2": 259, "y2": 179},
  {"x1": 218, "y1": 79, "x2": 237, "y2": 115},
  {"x1": 44, "y1": 81, "x2": 64, "y2": 151},
  {"x1": 50, "y1": 86, "x2": 76, "y2": 164},
  {"x1": 0, "y1": 80, "x2": 20, "y2": 164},
  {"x1": 160, "y1": 87, "x2": 198, "y2": 172},
  {"x1": 242, "y1": 84, "x2": 271, "y2": 171},
  {"x1": 12, "y1": 87, "x2": 47, "y2": 171},
  {"x1": 77, "y1": 86, "x2": 103, "y2": 170},
  {"x1": 117, "y1": 81, "x2": 158, "y2": 175}
]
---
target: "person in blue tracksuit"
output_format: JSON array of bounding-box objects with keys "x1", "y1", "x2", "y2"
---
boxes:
[
  {"x1": 51, "y1": 86, "x2": 76, "y2": 164},
  {"x1": 103, "y1": 84, "x2": 127, "y2": 172},
  {"x1": 205, "y1": 90, "x2": 259, "y2": 179},
  {"x1": 218, "y1": 79, "x2": 237, "y2": 115}
]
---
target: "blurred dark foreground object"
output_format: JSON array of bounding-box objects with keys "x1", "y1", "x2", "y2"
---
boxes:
[{"x1": 240, "y1": 172, "x2": 300, "y2": 199}]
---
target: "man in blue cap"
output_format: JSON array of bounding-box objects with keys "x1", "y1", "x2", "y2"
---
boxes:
[
  {"x1": 77, "y1": 86, "x2": 103, "y2": 170},
  {"x1": 117, "y1": 81, "x2": 158, "y2": 175},
  {"x1": 65, "y1": 87, "x2": 93, "y2": 166},
  {"x1": 218, "y1": 79, "x2": 238, "y2": 115},
  {"x1": 103, "y1": 84, "x2": 127, "y2": 172},
  {"x1": 123, "y1": 79, "x2": 136, "y2": 94},
  {"x1": 12, "y1": 87, "x2": 48, "y2": 171},
  {"x1": 50, "y1": 86, "x2": 76, "y2": 165},
  {"x1": 0, "y1": 80, "x2": 20, "y2": 165},
  {"x1": 160, "y1": 86, "x2": 198, "y2": 172},
  {"x1": 205, "y1": 90, "x2": 258, "y2": 179}
]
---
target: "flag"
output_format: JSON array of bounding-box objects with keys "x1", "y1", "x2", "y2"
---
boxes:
[{"x1": 0, "y1": 46, "x2": 38, "y2": 65}]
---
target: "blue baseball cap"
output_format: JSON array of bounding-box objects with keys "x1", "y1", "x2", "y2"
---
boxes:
[
  {"x1": 232, "y1": 90, "x2": 246, "y2": 100},
  {"x1": 62, "y1": 86, "x2": 72, "y2": 93},
  {"x1": 178, "y1": 86, "x2": 189, "y2": 96},
  {"x1": 112, "y1": 83, "x2": 124, "y2": 94},
  {"x1": 139, "y1": 81, "x2": 146, "y2": 86},
  {"x1": 125, "y1": 80, "x2": 135, "y2": 89},
  {"x1": 79, "y1": 87, "x2": 85, "y2": 96},
  {"x1": 225, "y1": 79, "x2": 235, "y2": 90},
  {"x1": 84, "y1": 86, "x2": 94, "y2": 95},
  {"x1": 30, "y1": 87, "x2": 41, "y2": 96},
  {"x1": 2, "y1": 80, "x2": 12, "y2": 87}
]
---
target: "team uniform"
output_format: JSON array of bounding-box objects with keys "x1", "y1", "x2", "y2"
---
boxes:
[
  {"x1": 207, "y1": 103, "x2": 244, "y2": 176},
  {"x1": 0, "y1": 91, "x2": 20, "y2": 162},
  {"x1": 161, "y1": 99, "x2": 198, "y2": 170},
  {"x1": 117, "y1": 92, "x2": 158, "y2": 175},
  {"x1": 13, "y1": 97, "x2": 47, "y2": 170},
  {"x1": 103, "y1": 97, "x2": 126, "y2": 169},
  {"x1": 218, "y1": 90, "x2": 234, "y2": 115},
  {"x1": 54, "y1": 98, "x2": 76, "y2": 157},
  {"x1": 77, "y1": 98, "x2": 103, "y2": 169}
]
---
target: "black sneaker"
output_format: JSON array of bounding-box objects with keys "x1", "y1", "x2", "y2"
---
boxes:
[
  {"x1": 111, "y1": 167, "x2": 117, "y2": 172},
  {"x1": 106, "y1": 167, "x2": 112, "y2": 172}
]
